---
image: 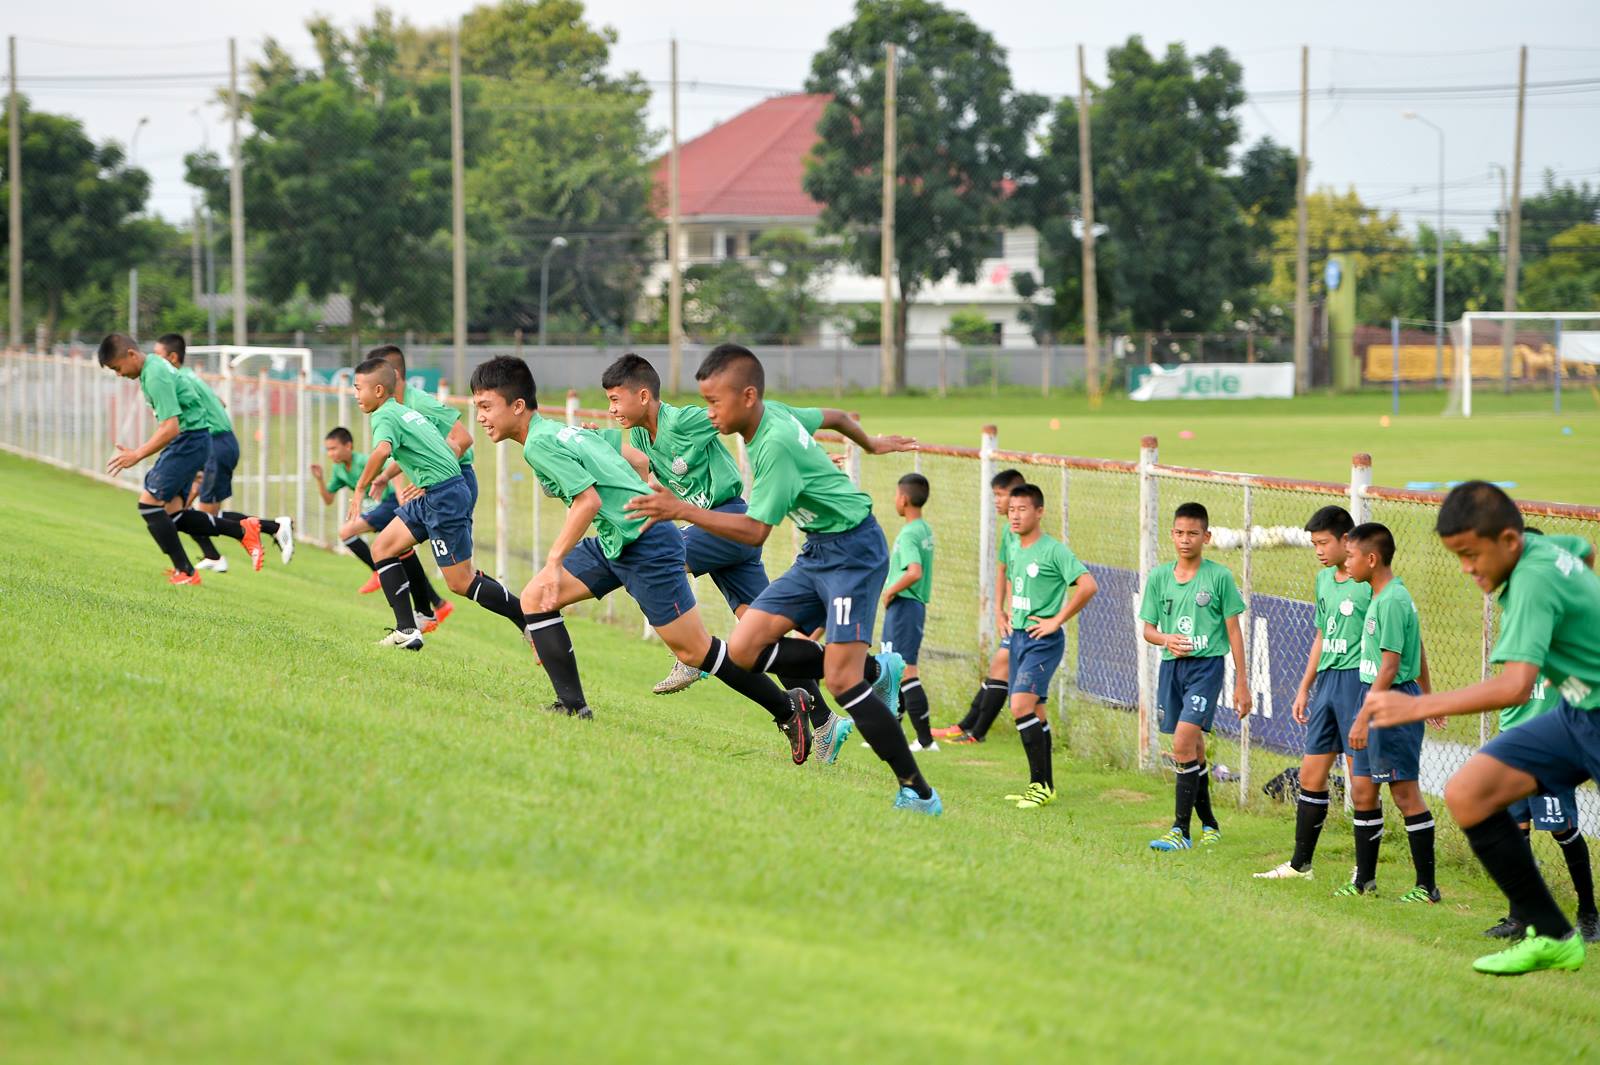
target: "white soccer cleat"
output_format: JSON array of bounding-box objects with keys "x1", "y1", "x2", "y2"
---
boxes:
[
  {"x1": 652, "y1": 658, "x2": 705, "y2": 695},
  {"x1": 273, "y1": 515, "x2": 295, "y2": 564},
  {"x1": 376, "y1": 628, "x2": 424, "y2": 650},
  {"x1": 195, "y1": 556, "x2": 229, "y2": 573},
  {"x1": 1253, "y1": 861, "x2": 1314, "y2": 880},
  {"x1": 909, "y1": 740, "x2": 940, "y2": 752}
]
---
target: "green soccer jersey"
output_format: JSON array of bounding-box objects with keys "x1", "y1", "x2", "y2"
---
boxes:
[
  {"x1": 522, "y1": 414, "x2": 650, "y2": 559},
  {"x1": 1138, "y1": 558, "x2": 1246, "y2": 660},
  {"x1": 745, "y1": 403, "x2": 871, "y2": 535},
  {"x1": 325, "y1": 453, "x2": 395, "y2": 501},
  {"x1": 139, "y1": 354, "x2": 209, "y2": 433},
  {"x1": 1358, "y1": 576, "x2": 1422, "y2": 686},
  {"x1": 181, "y1": 367, "x2": 233, "y2": 434},
  {"x1": 368, "y1": 398, "x2": 462, "y2": 489},
  {"x1": 890, "y1": 518, "x2": 936, "y2": 604},
  {"x1": 764, "y1": 400, "x2": 824, "y2": 436},
  {"x1": 1314, "y1": 565, "x2": 1369, "y2": 672},
  {"x1": 1491, "y1": 533, "x2": 1600, "y2": 711},
  {"x1": 402, "y1": 387, "x2": 473, "y2": 466},
  {"x1": 1499, "y1": 676, "x2": 1563, "y2": 731},
  {"x1": 1008, "y1": 534, "x2": 1088, "y2": 628},
  {"x1": 625, "y1": 402, "x2": 745, "y2": 510},
  {"x1": 998, "y1": 527, "x2": 1020, "y2": 571}
]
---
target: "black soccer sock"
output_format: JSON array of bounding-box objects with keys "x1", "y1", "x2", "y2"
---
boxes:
[
  {"x1": 342, "y1": 534, "x2": 377, "y2": 570},
  {"x1": 171, "y1": 508, "x2": 222, "y2": 559},
  {"x1": 1291, "y1": 788, "x2": 1331, "y2": 870},
  {"x1": 467, "y1": 571, "x2": 526, "y2": 634},
  {"x1": 971, "y1": 681, "x2": 1009, "y2": 740},
  {"x1": 223, "y1": 510, "x2": 278, "y2": 536},
  {"x1": 841, "y1": 681, "x2": 932, "y2": 799},
  {"x1": 171, "y1": 508, "x2": 239, "y2": 541},
  {"x1": 1353, "y1": 806, "x2": 1384, "y2": 887},
  {"x1": 699, "y1": 638, "x2": 794, "y2": 723},
  {"x1": 1173, "y1": 760, "x2": 1201, "y2": 837},
  {"x1": 525, "y1": 611, "x2": 588, "y2": 710},
  {"x1": 902, "y1": 678, "x2": 933, "y2": 746},
  {"x1": 399, "y1": 550, "x2": 443, "y2": 615},
  {"x1": 756, "y1": 637, "x2": 826, "y2": 679},
  {"x1": 375, "y1": 556, "x2": 419, "y2": 632},
  {"x1": 1194, "y1": 761, "x2": 1217, "y2": 830},
  {"x1": 1015, "y1": 713, "x2": 1053, "y2": 789},
  {"x1": 1554, "y1": 826, "x2": 1598, "y2": 916},
  {"x1": 139, "y1": 502, "x2": 194, "y2": 574},
  {"x1": 1404, "y1": 809, "x2": 1438, "y2": 892},
  {"x1": 956, "y1": 684, "x2": 985, "y2": 732},
  {"x1": 1465, "y1": 810, "x2": 1573, "y2": 938},
  {"x1": 863, "y1": 654, "x2": 881, "y2": 684},
  {"x1": 192, "y1": 532, "x2": 222, "y2": 560},
  {"x1": 779, "y1": 676, "x2": 832, "y2": 730}
]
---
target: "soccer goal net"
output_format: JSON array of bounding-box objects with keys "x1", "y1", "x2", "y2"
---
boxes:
[{"x1": 1443, "y1": 312, "x2": 1600, "y2": 417}]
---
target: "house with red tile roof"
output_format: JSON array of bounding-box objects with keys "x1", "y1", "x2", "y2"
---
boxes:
[{"x1": 648, "y1": 93, "x2": 1047, "y2": 347}]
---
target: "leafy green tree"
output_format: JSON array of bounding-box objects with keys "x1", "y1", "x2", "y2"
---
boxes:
[
  {"x1": 803, "y1": 0, "x2": 1046, "y2": 388},
  {"x1": 1510, "y1": 172, "x2": 1600, "y2": 259},
  {"x1": 1, "y1": 97, "x2": 151, "y2": 344},
  {"x1": 1266, "y1": 187, "x2": 1407, "y2": 311},
  {"x1": 1521, "y1": 224, "x2": 1600, "y2": 311},
  {"x1": 1360, "y1": 224, "x2": 1503, "y2": 325},
  {"x1": 682, "y1": 229, "x2": 835, "y2": 343}
]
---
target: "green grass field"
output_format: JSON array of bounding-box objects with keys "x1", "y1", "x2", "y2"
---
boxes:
[{"x1": 3, "y1": 451, "x2": 1598, "y2": 1064}]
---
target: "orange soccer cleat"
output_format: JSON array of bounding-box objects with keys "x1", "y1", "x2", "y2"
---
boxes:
[
  {"x1": 240, "y1": 517, "x2": 265, "y2": 571},
  {"x1": 166, "y1": 569, "x2": 203, "y2": 586},
  {"x1": 359, "y1": 571, "x2": 382, "y2": 595}
]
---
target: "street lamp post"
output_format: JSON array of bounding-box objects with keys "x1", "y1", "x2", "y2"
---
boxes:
[
  {"x1": 1403, "y1": 110, "x2": 1446, "y2": 386},
  {"x1": 192, "y1": 107, "x2": 217, "y2": 343},
  {"x1": 128, "y1": 116, "x2": 149, "y2": 339},
  {"x1": 538, "y1": 236, "x2": 568, "y2": 347}
]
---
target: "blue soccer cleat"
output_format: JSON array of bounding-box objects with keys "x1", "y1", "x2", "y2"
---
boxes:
[
  {"x1": 1148, "y1": 828, "x2": 1192, "y2": 851},
  {"x1": 893, "y1": 786, "x2": 943, "y2": 816},
  {"x1": 873, "y1": 651, "x2": 906, "y2": 718}
]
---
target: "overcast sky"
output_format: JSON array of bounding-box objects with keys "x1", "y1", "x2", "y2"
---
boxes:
[{"x1": 11, "y1": 0, "x2": 1600, "y2": 240}]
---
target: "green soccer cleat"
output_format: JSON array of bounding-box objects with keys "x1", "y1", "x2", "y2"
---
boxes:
[
  {"x1": 1014, "y1": 782, "x2": 1057, "y2": 809},
  {"x1": 1473, "y1": 927, "x2": 1585, "y2": 975},
  {"x1": 1397, "y1": 885, "x2": 1442, "y2": 904},
  {"x1": 1199, "y1": 825, "x2": 1222, "y2": 846},
  {"x1": 1332, "y1": 879, "x2": 1377, "y2": 898},
  {"x1": 1148, "y1": 828, "x2": 1191, "y2": 852}
]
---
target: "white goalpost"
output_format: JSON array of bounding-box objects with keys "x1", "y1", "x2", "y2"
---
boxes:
[{"x1": 1445, "y1": 311, "x2": 1600, "y2": 418}]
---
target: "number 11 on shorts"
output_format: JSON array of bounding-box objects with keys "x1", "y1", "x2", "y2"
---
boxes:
[{"x1": 833, "y1": 596, "x2": 853, "y2": 626}]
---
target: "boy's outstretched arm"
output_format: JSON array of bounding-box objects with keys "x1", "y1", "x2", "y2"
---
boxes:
[{"x1": 1367, "y1": 661, "x2": 1540, "y2": 727}]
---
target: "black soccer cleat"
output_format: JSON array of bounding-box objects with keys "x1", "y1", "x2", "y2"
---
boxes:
[
  {"x1": 544, "y1": 701, "x2": 594, "y2": 720},
  {"x1": 1481, "y1": 915, "x2": 1526, "y2": 940},
  {"x1": 777, "y1": 688, "x2": 813, "y2": 766},
  {"x1": 1578, "y1": 911, "x2": 1600, "y2": 944}
]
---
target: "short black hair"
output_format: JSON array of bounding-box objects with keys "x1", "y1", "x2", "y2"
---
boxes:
[
  {"x1": 991, "y1": 468, "x2": 1025, "y2": 490},
  {"x1": 324, "y1": 427, "x2": 354, "y2": 446},
  {"x1": 354, "y1": 357, "x2": 398, "y2": 391},
  {"x1": 470, "y1": 355, "x2": 537, "y2": 407},
  {"x1": 367, "y1": 344, "x2": 406, "y2": 375},
  {"x1": 1174, "y1": 502, "x2": 1209, "y2": 528},
  {"x1": 1348, "y1": 521, "x2": 1397, "y2": 566},
  {"x1": 694, "y1": 342, "x2": 765, "y2": 396},
  {"x1": 97, "y1": 332, "x2": 136, "y2": 366},
  {"x1": 897, "y1": 473, "x2": 930, "y2": 507},
  {"x1": 156, "y1": 333, "x2": 187, "y2": 363},
  {"x1": 1436, "y1": 480, "x2": 1524, "y2": 539},
  {"x1": 1304, "y1": 505, "x2": 1354, "y2": 538},
  {"x1": 1525, "y1": 526, "x2": 1544, "y2": 536},
  {"x1": 601, "y1": 353, "x2": 661, "y2": 397},
  {"x1": 1010, "y1": 483, "x2": 1045, "y2": 509}
]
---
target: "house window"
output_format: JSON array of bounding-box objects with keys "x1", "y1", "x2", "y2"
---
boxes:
[
  {"x1": 984, "y1": 231, "x2": 1006, "y2": 259},
  {"x1": 724, "y1": 233, "x2": 740, "y2": 260},
  {"x1": 688, "y1": 230, "x2": 714, "y2": 261},
  {"x1": 746, "y1": 229, "x2": 764, "y2": 254}
]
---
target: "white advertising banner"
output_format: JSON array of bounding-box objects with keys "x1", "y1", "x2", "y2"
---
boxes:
[
  {"x1": 1558, "y1": 331, "x2": 1600, "y2": 365},
  {"x1": 1130, "y1": 362, "x2": 1296, "y2": 401}
]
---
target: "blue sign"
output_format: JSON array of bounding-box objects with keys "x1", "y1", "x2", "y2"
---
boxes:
[{"x1": 1324, "y1": 258, "x2": 1343, "y2": 292}]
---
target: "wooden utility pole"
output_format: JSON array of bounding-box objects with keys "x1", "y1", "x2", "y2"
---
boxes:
[
  {"x1": 191, "y1": 200, "x2": 203, "y2": 302},
  {"x1": 228, "y1": 38, "x2": 247, "y2": 344},
  {"x1": 880, "y1": 43, "x2": 898, "y2": 395},
  {"x1": 450, "y1": 26, "x2": 467, "y2": 391},
  {"x1": 8, "y1": 37, "x2": 20, "y2": 348},
  {"x1": 1502, "y1": 45, "x2": 1527, "y2": 392},
  {"x1": 1078, "y1": 44, "x2": 1100, "y2": 407},
  {"x1": 667, "y1": 39, "x2": 683, "y2": 393},
  {"x1": 1292, "y1": 44, "x2": 1310, "y2": 393}
]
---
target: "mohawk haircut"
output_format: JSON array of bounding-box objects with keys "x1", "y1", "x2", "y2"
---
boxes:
[
  {"x1": 354, "y1": 357, "x2": 398, "y2": 391},
  {"x1": 694, "y1": 342, "x2": 765, "y2": 397},
  {"x1": 1348, "y1": 522, "x2": 1397, "y2": 566},
  {"x1": 600, "y1": 353, "x2": 662, "y2": 397},
  {"x1": 1435, "y1": 480, "x2": 1524, "y2": 540}
]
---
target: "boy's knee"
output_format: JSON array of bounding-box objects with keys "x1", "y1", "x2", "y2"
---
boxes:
[{"x1": 442, "y1": 570, "x2": 474, "y2": 595}]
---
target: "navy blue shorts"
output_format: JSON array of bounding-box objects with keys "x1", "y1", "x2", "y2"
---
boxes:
[
  {"x1": 565, "y1": 519, "x2": 694, "y2": 628},
  {"x1": 460, "y1": 463, "x2": 478, "y2": 507},
  {"x1": 361, "y1": 494, "x2": 402, "y2": 532},
  {"x1": 1482, "y1": 700, "x2": 1600, "y2": 810},
  {"x1": 144, "y1": 429, "x2": 212, "y2": 503},
  {"x1": 1356, "y1": 680, "x2": 1424, "y2": 783},
  {"x1": 199, "y1": 430, "x2": 239, "y2": 504},
  {"x1": 1304, "y1": 668, "x2": 1363, "y2": 756},
  {"x1": 682, "y1": 498, "x2": 769, "y2": 612},
  {"x1": 1158, "y1": 655, "x2": 1226, "y2": 734},
  {"x1": 1008, "y1": 627, "x2": 1064, "y2": 700},
  {"x1": 1508, "y1": 788, "x2": 1580, "y2": 831},
  {"x1": 998, "y1": 633, "x2": 1012, "y2": 653},
  {"x1": 397, "y1": 475, "x2": 474, "y2": 567},
  {"x1": 750, "y1": 514, "x2": 888, "y2": 643},
  {"x1": 882, "y1": 597, "x2": 927, "y2": 665}
]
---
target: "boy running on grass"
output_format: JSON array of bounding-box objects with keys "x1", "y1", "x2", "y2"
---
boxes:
[
  {"x1": 1467, "y1": 526, "x2": 1599, "y2": 946},
  {"x1": 1367, "y1": 482, "x2": 1600, "y2": 974},
  {"x1": 1341, "y1": 522, "x2": 1440, "y2": 903},
  {"x1": 1255, "y1": 505, "x2": 1367, "y2": 880},
  {"x1": 470, "y1": 354, "x2": 816, "y2": 738},
  {"x1": 623, "y1": 344, "x2": 941, "y2": 814},
  {"x1": 882, "y1": 473, "x2": 937, "y2": 751},
  {"x1": 97, "y1": 332, "x2": 267, "y2": 584},
  {"x1": 155, "y1": 333, "x2": 294, "y2": 571},
  {"x1": 999, "y1": 482, "x2": 1097, "y2": 809},
  {"x1": 1140, "y1": 502, "x2": 1250, "y2": 851},
  {"x1": 933, "y1": 468, "x2": 1027, "y2": 744},
  {"x1": 349, "y1": 358, "x2": 522, "y2": 650}
]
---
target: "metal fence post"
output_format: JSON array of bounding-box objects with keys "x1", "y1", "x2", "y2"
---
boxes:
[
  {"x1": 978, "y1": 425, "x2": 997, "y2": 654},
  {"x1": 496, "y1": 439, "x2": 510, "y2": 581},
  {"x1": 1137, "y1": 435, "x2": 1159, "y2": 768},
  {"x1": 257, "y1": 370, "x2": 269, "y2": 517},
  {"x1": 565, "y1": 390, "x2": 579, "y2": 427},
  {"x1": 1240, "y1": 482, "x2": 1254, "y2": 803},
  {"x1": 296, "y1": 369, "x2": 308, "y2": 531},
  {"x1": 1349, "y1": 453, "x2": 1372, "y2": 524}
]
